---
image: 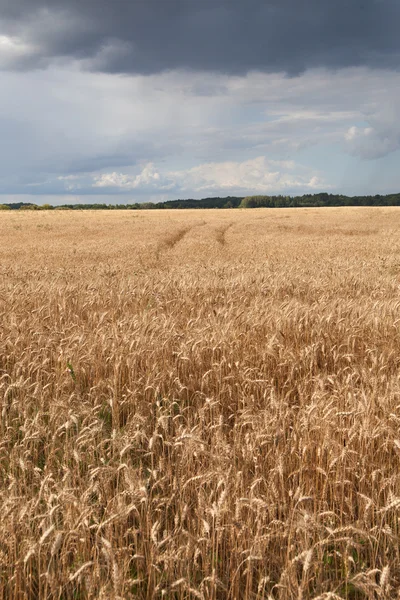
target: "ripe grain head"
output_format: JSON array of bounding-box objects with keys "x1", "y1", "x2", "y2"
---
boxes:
[{"x1": 1, "y1": 207, "x2": 400, "y2": 598}]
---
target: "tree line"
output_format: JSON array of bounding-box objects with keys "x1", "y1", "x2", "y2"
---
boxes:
[{"x1": 2, "y1": 192, "x2": 400, "y2": 210}]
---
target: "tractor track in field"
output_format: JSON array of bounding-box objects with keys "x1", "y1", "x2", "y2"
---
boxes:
[
  {"x1": 215, "y1": 222, "x2": 234, "y2": 246},
  {"x1": 155, "y1": 221, "x2": 207, "y2": 257}
]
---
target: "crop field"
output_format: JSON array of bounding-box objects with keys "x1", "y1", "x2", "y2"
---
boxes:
[{"x1": 2, "y1": 207, "x2": 400, "y2": 599}]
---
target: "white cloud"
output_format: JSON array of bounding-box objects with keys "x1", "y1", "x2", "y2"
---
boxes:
[
  {"x1": 169, "y1": 156, "x2": 325, "y2": 193},
  {"x1": 89, "y1": 156, "x2": 326, "y2": 197},
  {"x1": 93, "y1": 163, "x2": 160, "y2": 189}
]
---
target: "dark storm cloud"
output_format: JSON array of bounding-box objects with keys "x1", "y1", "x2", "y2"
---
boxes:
[{"x1": 1, "y1": 0, "x2": 399, "y2": 74}]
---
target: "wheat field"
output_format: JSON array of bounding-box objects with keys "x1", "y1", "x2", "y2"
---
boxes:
[{"x1": 1, "y1": 207, "x2": 400, "y2": 599}]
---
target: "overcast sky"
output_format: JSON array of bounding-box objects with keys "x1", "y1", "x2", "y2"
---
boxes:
[{"x1": 1, "y1": 0, "x2": 399, "y2": 204}]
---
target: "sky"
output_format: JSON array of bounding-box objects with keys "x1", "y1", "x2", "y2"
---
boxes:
[{"x1": 0, "y1": 0, "x2": 400, "y2": 204}]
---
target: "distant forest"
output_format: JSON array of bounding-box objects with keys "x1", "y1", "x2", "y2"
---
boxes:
[{"x1": 3, "y1": 192, "x2": 400, "y2": 210}]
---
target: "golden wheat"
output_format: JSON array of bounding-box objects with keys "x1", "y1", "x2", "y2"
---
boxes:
[{"x1": 1, "y1": 207, "x2": 400, "y2": 599}]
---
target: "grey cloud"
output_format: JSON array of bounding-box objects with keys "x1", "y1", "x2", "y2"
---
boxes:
[
  {"x1": 1, "y1": 0, "x2": 400, "y2": 74},
  {"x1": 345, "y1": 125, "x2": 400, "y2": 159},
  {"x1": 344, "y1": 99, "x2": 400, "y2": 159},
  {"x1": 1, "y1": 64, "x2": 400, "y2": 199}
]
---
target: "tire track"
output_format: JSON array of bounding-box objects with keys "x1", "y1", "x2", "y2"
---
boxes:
[
  {"x1": 162, "y1": 225, "x2": 194, "y2": 250},
  {"x1": 215, "y1": 222, "x2": 234, "y2": 246},
  {"x1": 155, "y1": 221, "x2": 206, "y2": 257}
]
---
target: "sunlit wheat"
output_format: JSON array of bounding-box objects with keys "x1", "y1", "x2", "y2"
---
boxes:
[{"x1": 1, "y1": 207, "x2": 400, "y2": 598}]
